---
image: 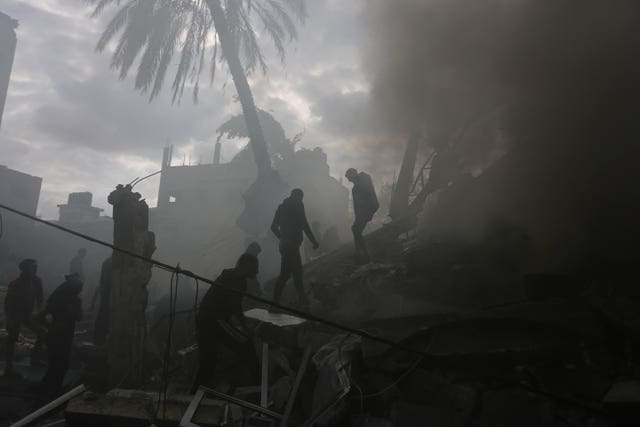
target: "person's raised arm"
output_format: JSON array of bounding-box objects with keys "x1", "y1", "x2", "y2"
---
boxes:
[{"x1": 302, "y1": 207, "x2": 319, "y2": 249}]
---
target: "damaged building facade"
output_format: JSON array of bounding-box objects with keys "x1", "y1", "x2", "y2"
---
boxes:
[{"x1": 151, "y1": 111, "x2": 350, "y2": 279}]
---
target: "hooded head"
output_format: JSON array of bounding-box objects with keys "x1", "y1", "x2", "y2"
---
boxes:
[
  {"x1": 290, "y1": 188, "x2": 304, "y2": 202},
  {"x1": 64, "y1": 273, "x2": 84, "y2": 293},
  {"x1": 345, "y1": 168, "x2": 358, "y2": 183},
  {"x1": 18, "y1": 259, "x2": 37, "y2": 277},
  {"x1": 245, "y1": 241, "x2": 262, "y2": 257},
  {"x1": 235, "y1": 253, "x2": 259, "y2": 279}
]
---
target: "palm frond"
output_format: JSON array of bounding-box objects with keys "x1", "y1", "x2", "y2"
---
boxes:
[
  {"x1": 91, "y1": 0, "x2": 307, "y2": 103},
  {"x1": 86, "y1": 0, "x2": 124, "y2": 18},
  {"x1": 95, "y1": 1, "x2": 137, "y2": 52}
]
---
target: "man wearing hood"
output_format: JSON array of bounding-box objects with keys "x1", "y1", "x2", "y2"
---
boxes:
[
  {"x1": 3, "y1": 258, "x2": 45, "y2": 376},
  {"x1": 192, "y1": 253, "x2": 260, "y2": 392},
  {"x1": 38, "y1": 273, "x2": 83, "y2": 401},
  {"x1": 270, "y1": 189, "x2": 319, "y2": 308}
]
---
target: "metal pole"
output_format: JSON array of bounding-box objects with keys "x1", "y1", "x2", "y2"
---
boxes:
[
  {"x1": 199, "y1": 386, "x2": 282, "y2": 420},
  {"x1": 10, "y1": 385, "x2": 85, "y2": 427},
  {"x1": 261, "y1": 343, "x2": 269, "y2": 408},
  {"x1": 179, "y1": 389, "x2": 205, "y2": 427},
  {"x1": 279, "y1": 346, "x2": 312, "y2": 427}
]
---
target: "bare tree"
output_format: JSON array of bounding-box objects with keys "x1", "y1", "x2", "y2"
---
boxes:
[{"x1": 88, "y1": 0, "x2": 307, "y2": 177}]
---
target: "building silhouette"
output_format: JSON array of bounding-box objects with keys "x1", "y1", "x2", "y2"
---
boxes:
[
  {"x1": 0, "y1": 165, "x2": 42, "y2": 216},
  {"x1": 0, "y1": 11, "x2": 18, "y2": 129},
  {"x1": 57, "y1": 192, "x2": 104, "y2": 223}
]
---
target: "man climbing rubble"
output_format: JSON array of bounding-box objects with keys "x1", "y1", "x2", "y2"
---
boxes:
[
  {"x1": 3, "y1": 259, "x2": 45, "y2": 377},
  {"x1": 192, "y1": 253, "x2": 260, "y2": 393},
  {"x1": 270, "y1": 188, "x2": 319, "y2": 309},
  {"x1": 37, "y1": 272, "x2": 83, "y2": 403},
  {"x1": 345, "y1": 168, "x2": 379, "y2": 263}
]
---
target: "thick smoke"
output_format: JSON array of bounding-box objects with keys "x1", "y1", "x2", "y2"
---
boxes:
[{"x1": 365, "y1": 0, "x2": 640, "y2": 275}]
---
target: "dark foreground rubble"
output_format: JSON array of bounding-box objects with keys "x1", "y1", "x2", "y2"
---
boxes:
[{"x1": 3, "y1": 229, "x2": 640, "y2": 427}]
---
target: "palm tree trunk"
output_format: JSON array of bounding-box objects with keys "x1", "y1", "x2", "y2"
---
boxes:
[{"x1": 205, "y1": 0, "x2": 271, "y2": 177}]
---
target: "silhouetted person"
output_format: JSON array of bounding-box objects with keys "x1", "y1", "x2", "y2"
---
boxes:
[
  {"x1": 345, "y1": 168, "x2": 379, "y2": 263},
  {"x1": 69, "y1": 248, "x2": 87, "y2": 283},
  {"x1": 245, "y1": 241, "x2": 262, "y2": 258},
  {"x1": 3, "y1": 259, "x2": 45, "y2": 376},
  {"x1": 38, "y1": 273, "x2": 83, "y2": 403},
  {"x1": 92, "y1": 256, "x2": 112, "y2": 345},
  {"x1": 271, "y1": 189, "x2": 319, "y2": 307},
  {"x1": 192, "y1": 253, "x2": 260, "y2": 393}
]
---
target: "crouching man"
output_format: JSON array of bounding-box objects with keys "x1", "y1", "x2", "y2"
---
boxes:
[{"x1": 191, "y1": 253, "x2": 260, "y2": 393}]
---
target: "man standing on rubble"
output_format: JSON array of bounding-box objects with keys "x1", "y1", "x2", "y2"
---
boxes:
[
  {"x1": 192, "y1": 253, "x2": 260, "y2": 393},
  {"x1": 345, "y1": 168, "x2": 379, "y2": 263},
  {"x1": 270, "y1": 188, "x2": 319, "y2": 308},
  {"x1": 38, "y1": 272, "x2": 83, "y2": 402},
  {"x1": 3, "y1": 259, "x2": 45, "y2": 377}
]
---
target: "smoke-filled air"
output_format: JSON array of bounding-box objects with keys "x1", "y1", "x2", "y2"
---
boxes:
[{"x1": 0, "y1": 1, "x2": 639, "y2": 425}]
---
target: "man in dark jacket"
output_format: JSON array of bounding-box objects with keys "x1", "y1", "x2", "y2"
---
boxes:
[
  {"x1": 3, "y1": 259, "x2": 45, "y2": 376},
  {"x1": 38, "y1": 273, "x2": 83, "y2": 402},
  {"x1": 192, "y1": 253, "x2": 260, "y2": 393},
  {"x1": 345, "y1": 168, "x2": 379, "y2": 263},
  {"x1": 270, "y1": 189, "x2": 319, "y2": 307}
]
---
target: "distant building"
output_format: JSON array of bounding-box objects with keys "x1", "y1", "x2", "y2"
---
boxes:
[
  {"x1": 152, "y1": 145, "x2": 256, "y2": 273},
  {"x1": 0, "y1": 165, "x2": 42, "y2": 215},
  {"x1": 0, "y1": 11, "x2": 18, "y2": 129},
  {"x1": 0, "y1": 165, "x2": 41, "y2": 284},
  {"x1": 57, "y1": 192, "x2": 104, "y2": 223}
]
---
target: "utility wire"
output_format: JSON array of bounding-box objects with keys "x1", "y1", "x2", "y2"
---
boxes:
[
  {"x1": 0, "y1": 203, "x2": 615, "y2": 415},
  {"x1": 0, "y1": 202, "x2": 432, "y2": 359}
]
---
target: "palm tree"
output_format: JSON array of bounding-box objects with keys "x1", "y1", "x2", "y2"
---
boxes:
[{"x1": 88, "y1": 0, "x2": 307, "y2": 178}]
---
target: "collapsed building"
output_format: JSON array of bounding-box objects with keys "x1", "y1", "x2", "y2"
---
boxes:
[{"x1": 151, "y1": 110, "x2": 350, "y2": 281}]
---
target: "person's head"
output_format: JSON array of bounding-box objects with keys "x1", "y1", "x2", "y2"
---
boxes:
[
  {"x1": 245, "y1": 242, "x2": 262, "y2": 257},
  {"x1": 345, "y1": 168, "x2": 358, "y2": 182},
  {"x1": 64, "y1": 273, "x2": 83, "y2": 294},
  {"x1": 19, "y1": 259, "x2": 37, "y2": 277},
  {"x1": 290, "y1": 188, "x2": 304, "y2": 202},
  {"x1": 78, "y1": 248, "x2": 87, "y2": 258},
  {"x1": 235, "y1": 253, "x2": 259, "y2": 279}
]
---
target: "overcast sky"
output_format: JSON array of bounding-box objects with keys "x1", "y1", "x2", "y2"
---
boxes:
[{"x1": 0, "y1": 0, "x2": 399, "y2": 219}]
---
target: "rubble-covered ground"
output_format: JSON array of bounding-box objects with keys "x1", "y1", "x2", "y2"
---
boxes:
[{"x1": 2, "y1": 223, "x2": 640, "y2": 426}]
